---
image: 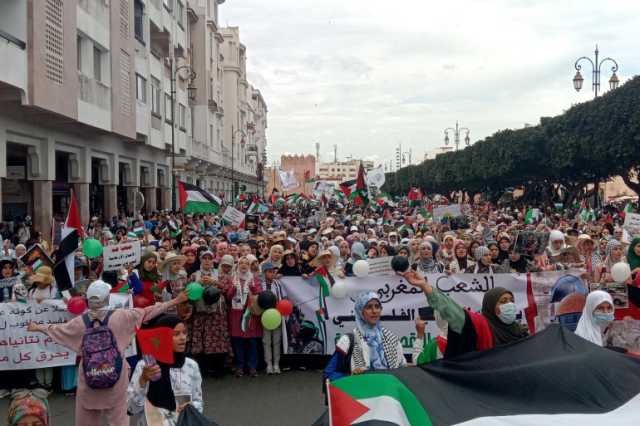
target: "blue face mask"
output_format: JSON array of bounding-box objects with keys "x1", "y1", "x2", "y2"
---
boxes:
[
  {"x1": 593, "y1": 311, "x2": 614, "y2": 325},
  {"x1": 498, "y1": 302, "x2": 517, "y2": 324}
]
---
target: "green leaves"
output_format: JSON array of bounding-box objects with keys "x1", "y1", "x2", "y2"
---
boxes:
[{"x1": 382, "y1": 76, "x2": 640, "y2": 197}]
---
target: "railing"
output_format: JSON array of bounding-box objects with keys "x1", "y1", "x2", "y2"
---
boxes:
[{"x1": 0, "y1": 29, "x2": 25, "y2": 50}]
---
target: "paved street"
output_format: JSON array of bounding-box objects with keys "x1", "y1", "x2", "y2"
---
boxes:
[{"x1": 0, "y1": 370, "x2": 325, "y2": 426}]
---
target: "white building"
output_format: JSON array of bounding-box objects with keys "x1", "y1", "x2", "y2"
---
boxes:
[{"x1": 0, "y1": 0, "x2": 267, "y2": 238}]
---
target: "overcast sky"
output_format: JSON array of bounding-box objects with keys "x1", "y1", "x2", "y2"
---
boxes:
[{"x1": 220, "y1": 0, "x2": 640, "y2": 168}]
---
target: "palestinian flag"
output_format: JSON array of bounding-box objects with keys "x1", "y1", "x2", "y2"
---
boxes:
[
  {"x1": 321, "y1": 325, "x2": 640, "y2": 426},
  {"x1": 304, "y1": 170, "x2": 316, "y2": 183},
  {"x1": 407, "y1": 188, "x2": 422, "y2": 207},
  {"x1": 53, "y1": 189, "x2": 83, "y2": 292},
  {"x1": 178, "y1": 181, "x2": 222, "y2": 214},
  {"x1": 624, "y1": 201, "x2": 635, "y2": 214},
  {"x1": 340, "y1": 179, "x2": 356, "y2": 198},
  {"x1": 349, "y1": 163, "x2": 369, "y2": 206}
]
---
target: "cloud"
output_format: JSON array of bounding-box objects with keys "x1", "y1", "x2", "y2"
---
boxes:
[{"x1": 220, "y1": 0, "x2": 640, "y2": 164}]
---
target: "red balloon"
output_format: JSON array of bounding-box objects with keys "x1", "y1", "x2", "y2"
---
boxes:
[
  {"x1": 133, "y1": 295, "x2": 152, "y2": 308},
  {"x1": 67, "y1": 296, "x2": 87, "y2": 315},
  {"x1": 276, "y1": 299, "x2": 293, "y2": 317}
]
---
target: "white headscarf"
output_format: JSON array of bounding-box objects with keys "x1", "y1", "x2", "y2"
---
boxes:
[
  {"x1": 86, "y1": 280, "x2": 112, "y2": 320},
  {"x1": 574, "y1": 290, "x2": 614, "y2": 346}
]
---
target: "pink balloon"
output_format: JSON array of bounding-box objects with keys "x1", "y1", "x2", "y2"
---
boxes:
[{"x1": 67, "y1": 296, "x2": 87, "y2": 315}]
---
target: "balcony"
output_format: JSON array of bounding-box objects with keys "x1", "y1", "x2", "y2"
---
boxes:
[{"x1": 0, "y1": 30, "x2": 27, "y2": 96}]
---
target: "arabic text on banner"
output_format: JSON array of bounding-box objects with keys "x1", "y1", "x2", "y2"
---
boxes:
[
  {"x1": 0, "y1": 294, "x2": 134, "y2": 370},
  {"x1": 103, "y1": 240, "x2": 142, "y2": 272},
  {"x1": 279, "y1": 273, "x2": 529, "y2": 355},
  {"x1": 432, "y1": 204, "x2": 464, "y2": 220}
]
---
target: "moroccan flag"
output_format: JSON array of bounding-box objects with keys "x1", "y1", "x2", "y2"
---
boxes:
[
  {"x1": 136, "y1": 327, "x2": 174, "y2": 364},
  {"x1": 178, "y1": 181, "x2": 221, "y2": 214},
  {"x1": 53, "y1": 189, "x2": 83, "y2": 292},
  {"x1": 322, "y1": 325, "x2": 640, "y2": 426}
]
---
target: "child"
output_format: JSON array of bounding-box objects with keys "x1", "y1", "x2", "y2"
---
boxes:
[
  {"x1": 27, "y1": 280, "x2": 188, "y2": 425},
  {"x1": 260, "y1": 262, "x2": 284, "y2": 374}
]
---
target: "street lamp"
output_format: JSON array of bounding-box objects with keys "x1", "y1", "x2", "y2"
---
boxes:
[
  {"x1": 573, "y1": 44, "x2": 620, "y2": 98},
  {"x1": 170, "y1": 59, "x2": 196, "y2": 211},
  {"x1": 444, "y1": 121, "x2": 471, "y2": 151}
]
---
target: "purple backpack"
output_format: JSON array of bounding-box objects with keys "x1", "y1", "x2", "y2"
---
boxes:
[{"x1": 81, "y1": 311, "x2": 123, "y2": 389}]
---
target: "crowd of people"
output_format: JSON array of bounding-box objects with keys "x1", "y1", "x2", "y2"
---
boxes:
[{"x1": 0, "y1": 194, "x2": 639, "y2": 425}]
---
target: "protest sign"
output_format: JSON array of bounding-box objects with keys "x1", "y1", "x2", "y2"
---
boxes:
[
  {"x1": 623, "y1": 212, "x2": 640, "y2": 235},
  {"x1": 279, "y1": 273, "x2": 529, "y2": 355},
  {"x1": 19, "y1": 244, "x2": 53, "y2": 269},
  {"x1": 222, "y1": 206, "x2": 246, "y2": 227},
  {"x1": 0, "y1": 293, "x2": 133, "y2": 370},
  {"x1": 102, "y1": 240, "x2": 141, "y2": 271},
  {"x1": 245, "y1": 214, "x2": 259, "y2": 234},
  {"x1": 514, "y1": 231, "x2": 550, "y2": 256},
  {"x1": 367, "y1": 256, "x2": 393, "y2": 277},
  {"x1": 432, "y1": 204, "x2": 463, "y2": 221}
]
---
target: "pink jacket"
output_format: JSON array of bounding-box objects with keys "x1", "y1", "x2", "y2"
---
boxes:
[{"x1": 44, "y1": 302, "x2": 171, "y2": 410}]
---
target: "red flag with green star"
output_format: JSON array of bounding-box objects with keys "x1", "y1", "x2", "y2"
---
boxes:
[{"x1": 136, "y1": 327, "x2": 174, "y2": 364}]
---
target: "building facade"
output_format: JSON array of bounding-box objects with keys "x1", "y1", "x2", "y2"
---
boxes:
[
  {"x1": 317, "y1": 159, "x2": 374, "y2": 186},
  {"x1": 0, "y1": 0, "x2": 267, "y2": 238}
]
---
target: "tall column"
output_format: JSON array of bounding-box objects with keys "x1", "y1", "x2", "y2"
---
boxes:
[
  {"x1": 33, "y1": 180, "x2": 53, "y2": 244},
  {"x1": 143, "y1": 187, "x2": 157, "y2": 214},
  {"x1": 104, "y1": 185, "x2": 118, "y2": 220},
  {"x1": 74, "y1": 183, "x2": 90, "y2": 226},
  {"x1": 161, "y1": 187, "x2": 172, "y2": 211},
  {"x1": 0, "y1": 179, "x2": 3, "y2": 223},
  {"x1": 126, "y1": 186, "x2": 138, "y2": 217}
]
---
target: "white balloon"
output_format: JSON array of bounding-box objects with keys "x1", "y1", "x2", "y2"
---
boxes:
[
  {"x1": 353, "y1": 260, "x2": 370, "y2": 278},
  {"x1": 611, "y1": 262, "x2": 631, "y2": 283},
  {"x1": 331, "y1": 280, "x2": 348, "y2": 299}
]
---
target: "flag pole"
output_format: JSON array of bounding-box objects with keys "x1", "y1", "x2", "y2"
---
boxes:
[{"x1": 326, "y1": 379, "x2": 333, "y2": 426}]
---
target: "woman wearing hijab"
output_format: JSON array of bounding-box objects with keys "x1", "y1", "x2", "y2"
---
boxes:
[
  {"x1": 545, "y1": 230, "x2": 566, "y2": 264},
  {"x1": 496, "y1": 235, "x2": 511, "y2": 264},
  {"x1": 574, "y1": 290, "x2": 614, "y2": 347},
  {"x1": 136, "y1": 252, "x2": 164, "y2": 307},
  {"x1": 128, "y1": 314, "x2": 203, "y2": 425},
  {"x1": 226, "y1": 255, "x2": 262, "y2": 377},
  {"x1": 466, "y1": 246, "x2": 498, "y2": 274},
  {"x1": 27, "y1": 281, "x2": 188, "y2": 426},
  {"x1": 414, "y1": 241, "x2": 445, "y2": 274},
  {"x1": 594, "y1": 239, "x2": 626, "y2": 284},
  {"x1": 345, "y1": 242, "x2": 366, "y2": 277},
  {"x1": 279, "y1": 250, "x2": 302, "y2": 276},
  {"x1": 401, "y1": 270, "x2": 528, "y2": 358},
  {"x1": 448, "y1": 241, "x2": 474, "y2": 273},
  {"x1": 338, "y1": 292, "x2": 406, "y2": 374}
]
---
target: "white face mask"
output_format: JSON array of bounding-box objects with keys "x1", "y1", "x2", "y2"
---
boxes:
[{"x1": 497, "y1": 302, "x2": 517, "y2": 324}]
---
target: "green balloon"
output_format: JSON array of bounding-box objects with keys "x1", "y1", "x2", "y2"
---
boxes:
[
  {"x1": 82, "y1": 238, "x2": 103, "y2": 258},
  {"x1": 186, "y1": 282, "x2": 204, "y2": 301},
  {"x1": 261, "y1": 308, "x2": 282, "y2": 330}
]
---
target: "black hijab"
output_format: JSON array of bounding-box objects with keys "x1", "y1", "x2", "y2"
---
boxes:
[
  {"x1": 144, "y1": 314, "x2": 186, "y2": 412},
  {"x1": 279, "y1": 253, "x2": 302, "y2": 276},
  {"x1": 481, "y1": 287, "x2": 528, "y2": 345}
]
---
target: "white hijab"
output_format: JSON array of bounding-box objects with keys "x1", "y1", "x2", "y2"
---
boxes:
[{"x1": 574, "y1": 290, "x2": 614, "y2": 346}]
